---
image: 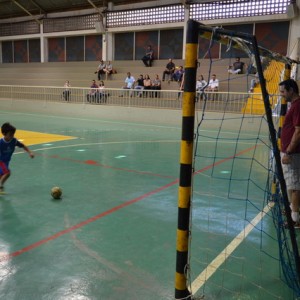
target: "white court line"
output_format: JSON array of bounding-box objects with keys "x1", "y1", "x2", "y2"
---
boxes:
[
  {"x1": 0, "y1": 110, "x2": 269, "y2": 138},
  {"x1": 13, "y1": 139, "x2": 265, "y2": 155},
  {"x1": 191, "y1": 202, "x2": 274, "y2": 294}
]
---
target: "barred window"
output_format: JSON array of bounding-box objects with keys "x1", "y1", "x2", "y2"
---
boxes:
[
  {"x1": 106, "y1": 5, "x2": 184, "y2": 28},
  {"x1": 190, "y1": 0, "x2": 291, "y2": 20},
  {"x1": 0, "y1": 1, "x2": 292, "y2": 37},
  {"x1": 0, "y1": 20, "x2": 39, "y2": 36},
  {"x1": 43, "y1": 14, "x2": 101, "y2": 33}
]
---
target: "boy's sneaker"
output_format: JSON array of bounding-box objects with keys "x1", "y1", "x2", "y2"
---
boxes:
[
  {"x1": 284, "y1": 221, "x2": 300, "y2": 229},
  {"x1": 0, "y1": 186, "x2": 4, "y2": 194},
  {"x1": 294, "y1": 222, "x2": 300, "y2": 229}
]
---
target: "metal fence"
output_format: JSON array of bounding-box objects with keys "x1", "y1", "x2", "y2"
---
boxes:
[{"x1": 0, "y1": 85, "x2": 279, "y2": 115}]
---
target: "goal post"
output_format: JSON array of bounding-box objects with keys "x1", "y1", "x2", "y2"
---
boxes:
[
  {"x1": 175, "y1": 19, "x2": 198, "y2": 300},
  {"x1": 175, "y1": 19, "x2": 300, "y2": 299}
]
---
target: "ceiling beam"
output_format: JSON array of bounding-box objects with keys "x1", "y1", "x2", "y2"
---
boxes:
[
  {"x1": 12, "y1": 0, "x2": 42, "y2": 24},
  {"x1": 30, "y1": 0, "x2": 46, "y2": 14},
  {"x1": 86, "y1": 0, "x2": 103, "y2": 16}
]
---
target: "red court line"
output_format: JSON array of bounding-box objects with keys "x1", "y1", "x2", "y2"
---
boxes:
[
  {"x1": 0, "y1": 145, "x2": 258, "y2": 263},
  {"x1": 0, "y1": 179, "x2": 178, "y2": 263},
  {"x1": 194, "y1": 145, "x2": 258, "y2": 175},
  {"x1": 34, "y1": 153, "x2": 175, "y2": 179}
]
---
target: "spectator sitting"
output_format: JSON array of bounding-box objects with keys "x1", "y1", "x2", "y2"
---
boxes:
[
  {"x1": 228, "y1": 57, "x2": 245, "y2": 74},
  {"x1": 152, "y1": 74, "x2": 161, "y2": 98},
  {"x1": 142, "y1": 45, "x2": 154, "y2": 67},
  {"x1": 248, "y1": 73, "x2": 259, "y2": 93},
  {"x1": 162, "y1": 59, "x2": 175, "y2": 82},
  {"x1": 104, "y1": 61, "x2": 113, "y2": 80},
  {"x1": 207, "y1": 74, "x2": 219, "y2": 92},
  {"x1": 87, "y1": 79, "x2": 99, "y2": 103},
  {"x1": 63, "y1": 80, "x2": 71, "y2": 101},
  {"x1": 120, "y1": 72, "x2": 135, "y2": 97},
  {"x1": 177, "y1": 77, "x2": 184, "y2": 99},
  {"x1": 97, "y1": 80, "x2": 109, "y2": 103},
  {"x1": 95, "y1": 59, "x2": 106, "y2": 80},
  {"x1": 172, "y1": 66, "x2": 184, "y2": 82},
  {"x1": 134, "y1": 74, "x2": 144, "y2": 97},
  {"x1": 143, "y1": 74, "x2": 152, "y2": 97},
  {"x1": 196, "y1": 75, "x2": 207, "y2": 101}
]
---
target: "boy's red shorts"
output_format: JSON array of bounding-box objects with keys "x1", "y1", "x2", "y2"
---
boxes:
[{"x1": 0, "y1": 161, "x2": 9, "y2": 176}]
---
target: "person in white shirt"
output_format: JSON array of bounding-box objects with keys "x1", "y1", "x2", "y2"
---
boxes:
[
  {"x1": 95, "y1": 59, "x2": 106, "y2": 80},
  {"x1": 97, "y1": 80, "x2": 109, "y2": 103},
  {"x1": 63, "y1": 80, "x2": 71, "y2": 101},
  {"x1": 207, "y1": 74, "x2": 219, "y2": 92},
  {"x1": 124, "y1": 72, "x2": 135, "y2": 89},
  {"x1": 249, "y1": 73, "x2": 259, "y2": 93},
  {"x1": 196, "y1": 75, "x2": 207, "y2": 101},
  {"x1": 196, "y1": 75, "x2": 207, "y2": 91},
  {"x1": 104, "y1": 61, "x2": 113, "y2": 80},
  {"x1": 120, "y1": 72, "x2": 135, "y2": 97}
]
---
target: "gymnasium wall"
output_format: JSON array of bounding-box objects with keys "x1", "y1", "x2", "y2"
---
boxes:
[{"x1": 0, "y1": 21, "x2": 290, "y2": 63}]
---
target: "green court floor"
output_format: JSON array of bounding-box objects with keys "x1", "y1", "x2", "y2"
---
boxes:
[{"x1": 0, "y1": 110, "x2": 295, "y2": 300}]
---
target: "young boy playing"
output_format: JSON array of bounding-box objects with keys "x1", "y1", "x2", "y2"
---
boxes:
[{"x1": 0, "y1": 122, "x2": 34, "y2": 193}]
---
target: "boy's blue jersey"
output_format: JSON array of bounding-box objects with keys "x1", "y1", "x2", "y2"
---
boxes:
[{"x1": 0, "y1": 137, "x2": 24, "y2": 163}]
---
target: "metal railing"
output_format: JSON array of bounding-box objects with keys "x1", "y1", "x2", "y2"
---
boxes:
[{"x1": 0, "y1": 85, "x2": 279, "y2": 114}]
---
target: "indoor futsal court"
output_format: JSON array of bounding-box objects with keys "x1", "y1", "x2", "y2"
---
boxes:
[{"x1": 0, "y1": 108, "x2": 294, "y2": 299}]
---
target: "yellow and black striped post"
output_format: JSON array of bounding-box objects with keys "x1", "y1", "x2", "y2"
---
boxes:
[{"x1": 175, "y1": 19, "x2": 198, "y2": 300}]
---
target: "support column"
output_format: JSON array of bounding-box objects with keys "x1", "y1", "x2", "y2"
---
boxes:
[
  {"x1": 40, "y1": 23, "x2": 45, "y2": 63},
  {"x1": 102, "y1": 33, "x2": 107, "y2": 61}
]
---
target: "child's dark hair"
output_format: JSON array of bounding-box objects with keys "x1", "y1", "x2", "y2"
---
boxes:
[{"x1": 1, "y1": 122, "x2": 16, "y2": 135}]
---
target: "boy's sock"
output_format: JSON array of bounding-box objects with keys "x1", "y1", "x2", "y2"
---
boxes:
[{"x1": 292, "y1": 211, "x2": 299, "y2": 223}]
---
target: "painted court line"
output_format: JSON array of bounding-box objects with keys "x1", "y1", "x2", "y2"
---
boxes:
[
  {"x1": 0, "y1": 180, "x2": 178, "y2": 263},
  {"x1": 15, "y1": 140, "x2": 260, "y2": 180},
  {"x1": 0, "y1": 144, "x2": 258, "y2": 263},
  {"x1": 16, "y1": 129, "x2": 77, "y2": 146},
  {"x1": 2, "y1": 110, "x2": 268, "y2": 139},
  {"x1": 191, "y1": 202, "x2": 274, "y2": 294},
  {"x1": 33, "y1": 152, "x2": 175, "y2": 179}
]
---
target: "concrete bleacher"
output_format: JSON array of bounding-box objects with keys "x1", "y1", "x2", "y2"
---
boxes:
[{"x1": 0, "y1": 58, "x2": 249, "y2": 92}]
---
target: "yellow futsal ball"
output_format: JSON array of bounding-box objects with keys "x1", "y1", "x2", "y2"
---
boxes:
[{"x1": 51, "y1": 186, "x2": 62, "y2": 199}]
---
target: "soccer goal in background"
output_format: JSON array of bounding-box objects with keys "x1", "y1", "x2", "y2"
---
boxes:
[{"x1": 175, "y1": 19, "x2": 300, "y2": 300}]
